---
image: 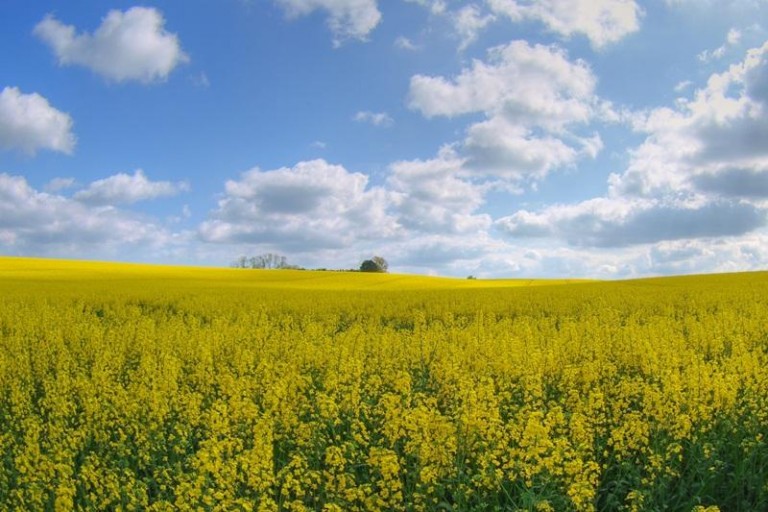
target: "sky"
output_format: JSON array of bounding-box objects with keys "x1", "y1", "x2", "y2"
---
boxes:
[{"x1": 1, "y1": 0, "x2": 768, "y2": 278}]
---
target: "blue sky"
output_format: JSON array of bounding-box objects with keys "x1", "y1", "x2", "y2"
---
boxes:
[{"x1": 1, "y1": 0, "x2": 768, "y2": 277}]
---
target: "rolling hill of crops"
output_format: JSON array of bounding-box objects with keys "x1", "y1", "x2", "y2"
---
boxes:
[
  {"x1": 1, "y1": 256, "x2": 766, "y2": 511},
  {"x1": 0, "y1": 256, "x2": 585, "y2": 290}
]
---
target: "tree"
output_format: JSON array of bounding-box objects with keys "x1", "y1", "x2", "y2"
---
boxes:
[
  {"x1": 232, "y1": 255, "x2": 249, "y2": 269},
  {"x1": 360, "y1": 256, "x2": 388, "y2": 273},
  {"x1": 372, "y1": 256, "x2": 388, "y2": 273},
  {"x1": 232, "y1": 253, "x2": 290, "y2": 269}
]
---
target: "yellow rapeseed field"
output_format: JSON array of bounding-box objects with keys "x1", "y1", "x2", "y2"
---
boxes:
[{"x1": 0, "y1": 256, "x2": 766, "y2": 511}]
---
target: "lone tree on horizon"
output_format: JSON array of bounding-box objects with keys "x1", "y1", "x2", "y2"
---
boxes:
[{"x1": 360, "y1": 256, "x2": 388, "y2": 273}]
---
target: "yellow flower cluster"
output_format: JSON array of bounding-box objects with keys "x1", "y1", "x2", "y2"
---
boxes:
[{"x1": 0, "y1": 258, "x2": 767, "y2": 510}]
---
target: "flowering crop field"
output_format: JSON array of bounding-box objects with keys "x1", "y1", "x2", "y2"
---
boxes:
[{"x1": 1, "y1": 257, "x2": 767, "y2": 511}]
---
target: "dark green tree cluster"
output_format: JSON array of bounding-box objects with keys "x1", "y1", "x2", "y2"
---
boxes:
[{"x1": 360, "y1": 256, "x2": 388, "y2": 273}]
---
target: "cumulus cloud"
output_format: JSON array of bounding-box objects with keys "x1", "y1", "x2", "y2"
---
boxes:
[
  {"x1": 273, "y1": 0, "x2": 381, "y2": 45},
  {"x1": 409, "y1": 40, "x2": 604, "y2": 181},
  {"x1": 611, "y1": 41, "x2": 768, "y2": 198},
  {"x1": 403, "y1": 0, "x2": 494, "y2": 49},
  {"x1": 464, "y1": 118, "x2": 603, "y2": 179},
  {"x1": 73, "y1": 170, "x2": 189, "y2": 206},
  {"x1": 199, "y1": 159, "x2": 398, "y2": 250},
  {"x1": 388, "y1": 149, "x2": 492, "y2": 234},
  {"x1": 353, "y1": 110, "x2": 394, "y2": 127},
  {"x1": 0, "y1": 87, "x2": 75, "y2": 155},
  {"x1": 454, "y1": 4, "x2": 496, "y2": 50},
  {"x1": 34, "y1": 7, "x2": 188, "y2": 83},
  {"x1": 409, "y1": 41, "x2": 596, "y2": 125},
  {"x1": 692, "y1": 167, "x2": 768, "y2": 198},
  {"x1": 393, "y1": 234, "x2": 495, "y2": 269},
  {"x1": 0, "y1": 173, "x2": 177, "y2": 255},
  {"x1": 496, "y1": 41, "x2": 768, "y2": 251},
  {"x1": 496, "y1": 197, "x2": 766, "y2": 247},
  {"x1": 512, "y1": 231, "x2": 759, "y2": 278},
  {"x1": 489, "y1": 233, "x2": 768, "y2": 278},
  {"x1": 404, "y1": 0, "x2": 638, "y2": 50},
  {"x1": 645, "y1": 235, "x2": 768, "y2": 275},
  {"x1": 487, "y1": 0, "x2": 642, "y2": 49}
]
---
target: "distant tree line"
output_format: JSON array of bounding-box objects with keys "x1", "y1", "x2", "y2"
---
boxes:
[
  {"x1": 231, "y1": 253, "x2": 389, "y2": 273},
  {"x1": 231, "y1": 253, "x2": 299, "y2": 270}
]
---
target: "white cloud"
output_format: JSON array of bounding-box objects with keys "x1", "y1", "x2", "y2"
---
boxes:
[
  {"x1": 409, "y1": 0, "x2": 638, "y2": 51},
  {"x1": 0, "y1": 87, "x2": 75, "y2": 155},
  {"x1": 692, "y1": 166, "x2": 768, "y2": 198},
  {"x1": 404, "y1": 0, "x2": 447, "y2": 15},
  {"x1": 496, "y1": 196, "x2": 766, "y2": 247},
  {"x1": 409, "y1": 40, "x2": 603, "y2": 181},
  {"x1": 199, "y1": 159, "x2": 398, "y2": 250},
  {"x1": 0, "y1": 173, "x2": 178, "y2": 256},
  {"x1": 728, "y1": 27, "x2": 744, "y2": 45},
  {"x1": 674, "y1": 80, "x2": 693, "y2": 92},
  {"x1": 492, "y1": 233, "x2": 761, "y2": 279},
  {"x1": 454, "y1": 5, "x2": 496, "y2": 50},
  {"x1": 353, "y1": 110, "x2": 394, "y2": 126},
  {"x1": 389, "y1": 233, "x2": 497, "y2": 271},
  {"x1": 34, "y1": 7, "x2": 189, "y2": 83},
  {"x1": 463, "y1": 117, "x2": 602, "y2": 179},
  {"x1": 698, "y1": 28, "x2": 742, "y2": 62},
  {"x1": 495, "y1": 41, "x2": 768, "y2": 252},
  {"x1": 73, "y1": 170, "x2": 189, "y2": 206},
  {"x1": 644, "y1": 235, "x2": 768, "y2": 275},
  {"x1": 394, "y1": 36, "x2": 420, "y2": 51},
  {"x1": 409, "y1": 41, "x2": 596, "y2": 127},
  {"x1": 611, "y1": 41, "x2": 768, "y2": 198},
  {"x1": 44, "y1": 177, "x2": 76, "y2": 193},
  {"x1": 403, "y1": 1, "x2": 494, "y2": 49},
  {"x1": 388, "y1": 149, "x2": 492, "y2": 234},
  {"x1": 273, "y1": 0, "x2": 381, "y2": 45},
  {"x1": 487, "y1": 0, "x2": 642, "y2": 49}
]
